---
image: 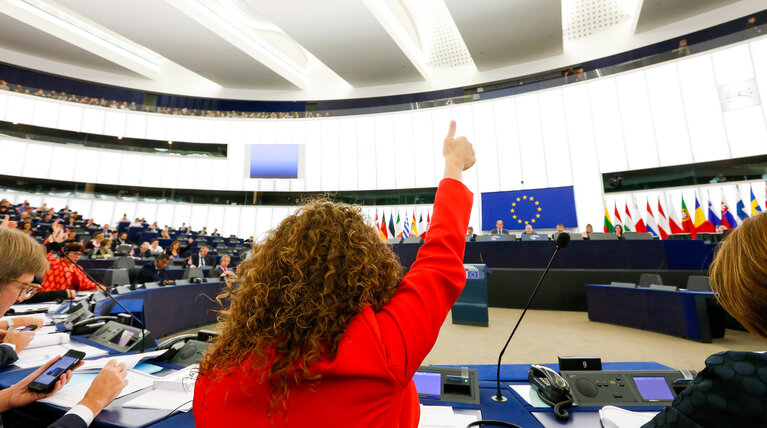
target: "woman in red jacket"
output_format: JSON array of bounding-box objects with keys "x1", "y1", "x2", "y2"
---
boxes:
[{"x1": 194, "y1": 121, "x2": 475, "y2": 427}]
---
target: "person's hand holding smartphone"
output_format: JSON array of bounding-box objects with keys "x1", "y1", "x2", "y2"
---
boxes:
[
  {"x1": 2, "y1": 330, "x2": 34, "y2": 353},
  {"x1": 0, "y1": 354, "x2": 81, "y2": 412},
  {"x1": 28, "y1": 349, "x2": 85, "y2": 393}
]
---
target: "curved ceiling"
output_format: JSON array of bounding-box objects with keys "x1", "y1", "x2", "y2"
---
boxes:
[{"x1": 0, "y1": 0, "x2": 763, "y2": 101}]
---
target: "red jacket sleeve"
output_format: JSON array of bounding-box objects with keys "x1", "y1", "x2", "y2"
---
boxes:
[{"x1": 375, "y1": 178, "x2": 473, "y2": 386}]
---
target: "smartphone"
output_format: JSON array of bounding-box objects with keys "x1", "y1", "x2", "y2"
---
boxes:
[
  {"x1": 28, "y1": 349, "x2": 85, "y2": 393},
  {"x1": 18, "y1": 325, "x2": 38, "y2": 332}
]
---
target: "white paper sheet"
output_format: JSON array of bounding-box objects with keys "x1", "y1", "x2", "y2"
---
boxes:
[
  {"x1": 122, "y1": 389, "x2": 193, "y2": 412},
  {"x1": 75, "y1": 351, "x2": 165, "y2": 373},
  {"x1": 599, "y1": 406, "x2": 658, "y2": 428},
  {"x1": 417, "y1": 413, "x2": 478, "y2": 428},
  {"x1": 35, "y1": 325, "x2": 60, "y2": 335},
  {"x1": 27, "y1": 333, "x2": 69, "y2": 349},
  {"x1": 509, "y1": 384, "x2": 552, "y2": 408},
  {"x1": 38, "y1": 370, "x2": 155, "y2": 408},
  {"x1": 15, "y1": 343, "x2": 108, "y2": 369}
]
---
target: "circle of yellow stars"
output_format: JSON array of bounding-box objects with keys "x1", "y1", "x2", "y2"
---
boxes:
[{"x1": 510, "y1": 195, "x2": 542, "y2": 225}]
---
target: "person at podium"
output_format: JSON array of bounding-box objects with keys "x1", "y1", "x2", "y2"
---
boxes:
[
  {"x1": 491, "y1": 220, "x2": 509, "y2": 235},
  {"x1": 466, "y1": 226, "x2": 477, "y2": 241},
  {"x1": 643, "y1": 212, "x2": 767, "y2": 427},
  {"x1": 194, "y1": 121, "x2": 475, "y2": 427}
]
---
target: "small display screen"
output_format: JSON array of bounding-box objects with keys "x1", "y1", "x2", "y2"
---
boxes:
[
  {"x1": 34, "y1": 355, "x2": 78, "y2": 385},
  {"x1": 633, "y1": 376, "x2": 674, "y2": 401},
  {"x1": 249, "y1": 144, "x2": 301, "y2": 178},
  {"x1": 414, "y1": 372, "x2": 442, "y2": 396},
  {"x1": 112, "y1": 330, "x2": 136, "y2": 347}
]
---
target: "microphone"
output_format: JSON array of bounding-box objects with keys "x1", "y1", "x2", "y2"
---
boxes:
[
  {"x1": 491, "y1": 232, "x2": 570, "y2": 402},
  {"x1": 58, "y1": 249, "x2": 151, "y2": 353}
]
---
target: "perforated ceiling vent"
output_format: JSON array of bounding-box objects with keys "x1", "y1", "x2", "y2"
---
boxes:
[
  {"x1": 399, "y1": 0, "x2": 475, "y2": 69},
  {"x1": 562, "y1": 0, "x2": 638, "y2": 42}
]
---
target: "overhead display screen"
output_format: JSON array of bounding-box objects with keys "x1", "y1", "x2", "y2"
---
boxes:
[{"x1": 249, "y1": 144, "x2": 303, "y2": 179}]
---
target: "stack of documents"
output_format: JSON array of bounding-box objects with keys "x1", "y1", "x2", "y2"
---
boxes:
[
  {"x1": 123, "y1": 365, "x2": 198, "y2": 412},
  {"x1": 15, "y1": 341, "x2": 108, "y2": 369}
]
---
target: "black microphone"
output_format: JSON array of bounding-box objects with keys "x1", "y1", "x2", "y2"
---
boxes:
[
  {"x1": 58, "y1": 248, "x2": 151, "y2": 353},
  {"x1": 491, "y1": 232, "x2": 570, "y2": 402}
]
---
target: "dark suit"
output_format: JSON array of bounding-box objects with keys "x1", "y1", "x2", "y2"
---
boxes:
[
  {"x1": 466, "y1": 233, "x2": 477, "y2": 242},
  {"x1": 490, "y1": 228, "x2": 509, "y2": 235},
  {"x1": 0, "y1": 344, "x2": 17, "y2": 369},
  {"x1": 189, "y1": 253, "x2": 215, "y2": 268},
  {"x1": 135, "y1": 263, "x2": 167, "y2": 284},
  {"x1": 209, "y1": 265, "x2": 233, "y2": 278}
]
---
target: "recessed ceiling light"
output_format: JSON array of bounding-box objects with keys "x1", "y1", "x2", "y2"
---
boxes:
[{"x1": 168, "y1": 140, "x2": 173, "y2": 145}]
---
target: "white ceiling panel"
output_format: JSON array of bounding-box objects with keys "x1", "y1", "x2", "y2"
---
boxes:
[
  {"x1": 444, "y1": 0, "x2": 563, "y2": 70},
  {"x1": 635, "y1": 0, "x2": 741, "y2": 33},
  {"x1": 252, "y1": 0, "x2": 423, "y2": 86},
  {"x1": 57, "y1": 0, "x2": 297, "y2": 89}
]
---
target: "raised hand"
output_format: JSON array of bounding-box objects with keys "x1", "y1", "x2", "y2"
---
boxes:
[{"x1": 442, "y1": 120, "x2": 476, "y2": 180}]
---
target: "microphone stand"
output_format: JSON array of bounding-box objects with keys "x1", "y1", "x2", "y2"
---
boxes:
[
  {"x1": 59, "y1": 250, "x2": 149, "y2": 353},
  {"x1": 491, "y1": 235, "x2": 569, "y2": 402}
]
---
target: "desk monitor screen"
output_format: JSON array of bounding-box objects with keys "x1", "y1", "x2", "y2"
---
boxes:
[
  {"x1": 633, "y1": 376, "x2": 674, "y2": 401},
  {"x1": 413, "y1": 371, "x2": 441, "y2": 395}
]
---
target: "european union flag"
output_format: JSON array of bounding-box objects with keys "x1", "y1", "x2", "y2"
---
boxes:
[{"x1": 481, "y1": 186, "x2": 578, "y2": 230}]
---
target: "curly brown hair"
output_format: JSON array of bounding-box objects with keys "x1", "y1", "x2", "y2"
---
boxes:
[{"x1": 198, "y1": 199, "x2": 403, "y2": 413}]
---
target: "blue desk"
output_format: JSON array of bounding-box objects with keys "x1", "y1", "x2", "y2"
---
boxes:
[
  {"x1": 93, "y1": 281, "x2": 225, "y2": 337},
  {"x1": 585, "y1": 284, "x2": 724, "y2": 342},
  {"x1": 86, "y1": 268, "x2": 212, "y2": 282}
]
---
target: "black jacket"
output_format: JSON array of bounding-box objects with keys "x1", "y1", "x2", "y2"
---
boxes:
[{"x1": 135, "y1": 263, "x2": 167, "y2": 284}]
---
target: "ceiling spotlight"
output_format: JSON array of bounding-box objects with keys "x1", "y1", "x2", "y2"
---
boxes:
[
  {"x1": 117, "y1": 136, "x2": 123, "y2": 140},
  {"x1": 12, "y1": 122, "x2": 18, "y2": 125},
  {"x1": 168, "y1": 140, "x2": 173, "y2": 145}
]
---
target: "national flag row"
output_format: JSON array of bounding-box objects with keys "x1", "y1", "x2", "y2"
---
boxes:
[
  {"x1": 604, "y1": 185, "x2": 764, "y2": 239},
  {"x1": 373, "y1": 210, "x2": 431, "y2": 240}
]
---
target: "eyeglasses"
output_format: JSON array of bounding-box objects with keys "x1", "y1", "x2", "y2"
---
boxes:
[{"x1": 16, "y1": 281, "x2": 42, "y2": 301}]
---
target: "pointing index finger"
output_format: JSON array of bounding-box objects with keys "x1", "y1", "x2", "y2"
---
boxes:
[{"x1": 445, "y1": 120, "x2": 456, "y2": 142}]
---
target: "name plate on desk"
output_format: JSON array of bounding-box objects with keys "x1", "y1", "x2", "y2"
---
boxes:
[{"x1": 463, "y1": 264, "x2": 486, "y2": 280}]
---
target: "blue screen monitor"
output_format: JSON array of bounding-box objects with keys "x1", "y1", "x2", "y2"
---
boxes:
[{"x1": 249, "y1": 144, "x2": 302, "y2": 179}]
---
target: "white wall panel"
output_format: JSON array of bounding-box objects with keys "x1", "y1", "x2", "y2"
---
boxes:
[
  {"x1": 562, "y1": 84, "x2": 603, "y2": 230},
  {"x1": 104, "y1": 111, "x2": 126, "y2": 137},
  {"x1": 49, "y1": 146, "x2": 76, "y2": 182},
  {"x1": 449, "y1": 105, "x2": 480, "y2": 226},
  {"x1": 112, "y1": 202, "x2": 136, "y2": 225},
  {"x1": 90, "y1": 201, "x2": 114, "y2": 228},
  {"x1": 189, "y1": 205, "x2": 208, "y2": 231},
  {"x1": 492, "y1": 99, "x2": 524, "y2": 192},
  {"x1": 97, "y1": 151, "x2": 122, "y2": 184},
  {"x1": 274, "y1": 121, "x2": 290, "y2": 145},
  {"x1": 22, "y1": 144, "x2": 52, "y2": 179},
  {"x1": 119, "y1": 153, "x2": 141, "y2": 184},
  {"x1": 270, "y1": 207, "x2": 289, "y2": 230},
  {"x1": 159, "y1": 156, "x2": 180, "y2": 189},
  {"x1": 711, "y1": 44, "x2": 754, "y2": 86},
  {"x1": 81, "y1": 108, "x2": 105, "y2": 135},
  {"x1": 191, "y1": 158, "x2": 212, "y2": 189},
  {"x1": 5, "y1": 96, "x2": 33, "y2": 124},
  {"x1": 356, "y1": 117, "x2": 377, "y2": 190},
  {"x1": 289, "y1": 121, "x2": 307, "y2": 192},
  {"x1": 615, "y1": 72, "x2": 659, "y2": 170},
  {"x1": 0, "y1": 139, "x2": 27, "y2": 177},
  {"x1": 124, "y1": 113, "x2": 146, "y2": 139},
  {"x1": 165, "y1": 117, "x2": 185, "y2": 143},
  {"x1": 56, "y1": 104, "x2": 82, "y2": 132},
  {"x1": 430, "y1": 109, "x2": 451, "y2": 186},
  {"x1": 181, "y1": 118, "x2": 200, "y2": 143},
  {"x1": 304, "y1": 121, "x2": 322, "y2": 191},
  {"x1": 514, "y1": 94, "x2": 547, "y2": 189},
  {"x1": 374, "y1": 116, "x2": 396, "y2": 189},
  {"x1": 338, "y1": 118, "x2": 358, "y2": 191},
  {"x1": 72, "y1": 149, "x2": 100, "y2": 184},
  {"x1": 751, "y1": 38, "x2": 767, "y2": 127},
  {"x1": 723, "y1": 107, "x2": 767, "y2": 158},
  {"x1": 538, "y1": 89, "x2": 573, "y2": 187},
  {"x1": 139, "y1": 155, "x2": 164, "y2": 188},
  {"x1": 472, "y1": 103, "x2": 500, "y2": 193},
  {"x1": 321, "y1": 119, "x2": 340, "y2": 190},
  {"x1": 155, "y1": 204, "x2": 175, "y2": 229},
  {"x1": 226, "y1": 142, "x2": 246, "y2": 191},
  {"x1": 0, "y1": 93, "x2": 7, "y2": 120},
  {"x1": 676, "y1": 55, "x2": 729, "y2": 162},
  {"x1": 644, "y1": 63, "x2": 693, "y2": 166},
  {"x1": 260, "y1": 121, "x2": 275, "y2": 144},
  {"x1": 253, "y1": 207, "x2": 273, "y2": 241},
  {"x1": 199, "y1": 119, "x2": 217, "y2": 143},
  {"x1": 135, "y1": 202, "x2": 158, "y2": 226},
  {"x1": 206, "y1": 205, "x2": 225, "y2": 235},
  {"x1": 392, "y1": 113, "x2": 416, "y2": 189},
  {"x1": 145, "y1": 115, "x2": 166, "y2": 141},
  {"x1": 587, "y1": 78, "x2": 628, "y2": 173},
  {"x1": 236, "y1": 206, "x2": 256, "y2": 239},
  {"x1": 210, "y1": 159, "x2": 229, "y2": 190},
  {"x1": 172, "y1": 204, "x2": 192, "y2": 228},
  {"x1": 412, "y1": 110, "x2": 436, "y2": 188},
  {"x1": 31, "y1": 100, "x2": 59, "y2": 128},
  {"x1": 243, "y1": 121, "x2": 260, "y2": 144}
]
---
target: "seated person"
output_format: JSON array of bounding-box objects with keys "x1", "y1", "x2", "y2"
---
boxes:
[
  {"x1": 210, "y1": 256, "x2": 236, "y2": 279},
  {"x1": 147, "y1": 239, "x2": 163, "y2": 255},
  {"x1": 466, "y1": 226, "x2": 477, "y2": 241},
  {"x1": 614, "y1": 224, "x2": 625, "y2": 240},
  {"x1": 136, "y1": 242, "x2": 151, "y2": 258},
  {"x1": 41, "y1": 243, "x2": 102, "y2": 293},
  {"x1": 83, "y1": 233, "x2": 103, "y2": 251},
  {"x1": 113, "y1": 232, "x2": 129, "y2": 247},
  {"x1": 0, "y1": 228, "x2": 128, "y2": 427},
  {"x1": 715, "y1": 224, "x2": 727, "y2": 233},
  {"x1": 160, "y1": 227, "x2": 170, "y2": 239},
  {"x1": 522, "y1": 224, "x2": 535, "y2": 234},
  {"x1": 165, "y1": 238, "x2": 192, "y2": 259},
  {"x1": 189, "y1": 246, "x2": 215, "y2": 268},
  {"x1": 211, "y1": 229, "x2": 221, "y2": 237},
  {"x1": 135, "y1": 254, "x2": 173, "y2": 285},
  {"x1": 551, "y1": 224, "x2": 565, "y2": 240},
  {"x1": 643, "y1": 212, "x2": 767, "y2": 427},
  {"x1": 129, "y1": 218, "x2": 142, "y2": 227},
  {"x1": 64, "y1": 230, "x2": 79, "y2": 244},
  {"x1": 490, "y1": 220, "x2": 509, "y2": 235},
  {"x1": 92, "y1": 239, "x2": 113, "y2": 259},
  {"x1": 193, "y1": 120, "x2": 475, "y2": 426},
  {"x1": 0, "y1": 316, "x2": 44, "y2": 368},
  {"x1": 199, "y1": 227, "x2": 208, "y2": 236},
  {"x1": 582, "y1": 223, "x2": 593, "y2": 240}
]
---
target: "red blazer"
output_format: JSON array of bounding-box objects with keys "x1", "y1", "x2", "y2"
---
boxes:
[{"x1": 193, "y1": 178, "x2": 473, "y2": 427}]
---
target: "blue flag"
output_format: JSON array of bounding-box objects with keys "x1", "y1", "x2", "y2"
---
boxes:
[
  {"x1": 736, "y1": 199, "x2": 750, "y2": 221},
  {"x1": 481, "y1": 186, "x2": 578, "y2": 230}
]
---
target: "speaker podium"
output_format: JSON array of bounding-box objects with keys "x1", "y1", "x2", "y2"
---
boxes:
[{"x1": 451, "y1": 264, "x2": 489, "y2": 327}]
